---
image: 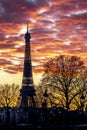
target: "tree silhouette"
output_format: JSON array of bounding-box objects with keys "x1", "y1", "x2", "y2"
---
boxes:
[
  {"x1": 41, "y1": 55, "x2": 86, "y2": 110},
  {"x1": 73, "y1": 69, "x2": 87, "y2": 110},
  {"x1": 0, "y1": 83, "x2": 20, "y2": 107},
  {"x1": 35, "y1": 84, "x2": 44, "y2": 107}
]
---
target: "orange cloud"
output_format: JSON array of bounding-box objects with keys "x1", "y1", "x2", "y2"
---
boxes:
[{"x1": 0, "y1": 0, "x2": 86, "y2": 85}]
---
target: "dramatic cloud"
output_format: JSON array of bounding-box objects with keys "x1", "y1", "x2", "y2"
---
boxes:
[{"x1": 0, "y1": 0, "x2": 87, "y2": 84}]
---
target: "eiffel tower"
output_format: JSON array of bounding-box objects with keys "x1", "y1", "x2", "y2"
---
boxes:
[{"x1": 20, "y1": 24, "x2": 36, "y2": 108}]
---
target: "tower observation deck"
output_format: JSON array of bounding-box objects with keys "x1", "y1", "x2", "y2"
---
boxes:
[{"x1": 20, "y1": 24, "x2": 36, "y2": 108}]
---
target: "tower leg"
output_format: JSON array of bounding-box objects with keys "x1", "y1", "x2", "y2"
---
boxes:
[
  {"x1": 31, "y1": 96, "x2": 36, "y2": 108},
  {"x1": 21, "y1": 96, "x2": 28, "y2": 108}
]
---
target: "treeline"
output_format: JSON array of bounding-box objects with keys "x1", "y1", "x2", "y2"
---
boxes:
[
  {"x1": 0, "y1": 55, "x2": 87, "y2": 111},
  {"x1": 36, "y1": 55, "x2": 87, "y2": 110}
]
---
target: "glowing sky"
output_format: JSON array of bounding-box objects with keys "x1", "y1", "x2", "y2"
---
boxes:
[{"x1": 0, "y1": 0, "x2": 87, "y2": 85}]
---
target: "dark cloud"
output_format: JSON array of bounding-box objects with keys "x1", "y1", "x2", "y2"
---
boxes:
[
  {"x1": 0, "y1": 59, "x2": 12, "y2": 66},
  {"x1": 0, "y1": 43, "x2": 15, "y2": 49},
  {"x1": 0, "y1": 0, "x2": 49, "y2": 23},
  {"x1": 70, "y1": 12, "x2": 87, "y2": 20},
  {"x1": 4, "y1": 65, "x2": 23, "y2": 74}
]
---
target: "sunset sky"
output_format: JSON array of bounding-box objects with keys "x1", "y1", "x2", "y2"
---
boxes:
[{"x1": 0, "y1": 0, "x2": 87, "y2": 86}]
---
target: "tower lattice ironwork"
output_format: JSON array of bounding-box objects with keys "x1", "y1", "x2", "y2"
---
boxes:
[{"x1": 20, "y1": 24, "x2": 36, "y2": 108}]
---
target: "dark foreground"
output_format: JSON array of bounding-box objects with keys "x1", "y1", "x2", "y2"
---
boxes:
[
  {"x1": 0, "y1": 124, "x2": 79, "y2": 130},
  {"x1": 0, "y1": 124, "x2": 72, "y2": 130},
  {"x1": 1, "y1": 123, "x2": 87, "y2": 130}
]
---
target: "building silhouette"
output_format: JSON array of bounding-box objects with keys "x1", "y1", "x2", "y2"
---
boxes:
[{"x1": 20, "y1": 24, "x2": 36, "y2": 108}]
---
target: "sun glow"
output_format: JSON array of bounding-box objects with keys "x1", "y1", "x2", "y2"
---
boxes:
[{"x1": 19, "y1": 27, "x2": 27, "y2": 35}]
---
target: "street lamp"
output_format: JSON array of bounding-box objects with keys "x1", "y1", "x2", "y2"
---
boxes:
[
  {"x1": 80, "y1": 93, "x2": 85, "y2": 112},
  {"x1": 41, "y1": 89, "x2": 48, "y2": 125},
  {"x1": 43, "y1": 89, "x2": 48, "y2": 109},
  {"x1": 42, "y1": 89, "x2": 48, "y2": 109}
]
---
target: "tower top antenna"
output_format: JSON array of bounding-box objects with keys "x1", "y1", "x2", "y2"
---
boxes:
[{"x1": 27, "y1": 23, "x2": 28, "y2": 33}]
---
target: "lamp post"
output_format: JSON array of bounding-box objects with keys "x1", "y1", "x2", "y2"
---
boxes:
[
  {"x1": 44, "y1": 90, "x2": 48, "y2": 108},
  {"x1": 41, "y1": 90, "x2": 48, "y2": 109},
  {"x1": 80, "y1": 93, "x2": 85, "y2": 113},
  {"x1": 41, "y1": 89, "x2": 48, "y2": 125},
  {"x1": 6, "y1": 98, "x2": 10, "y2": 124}
]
